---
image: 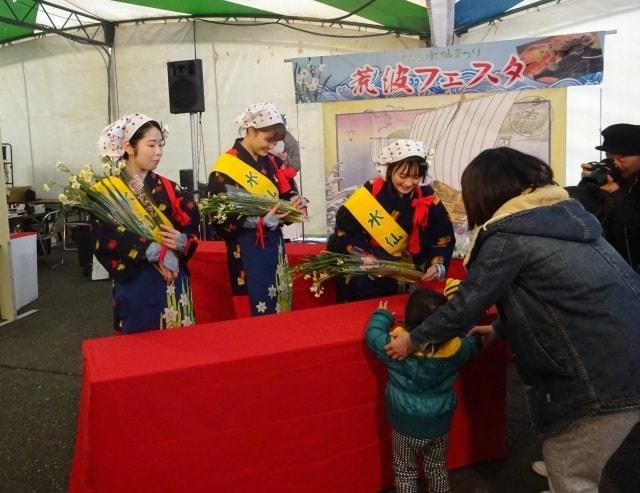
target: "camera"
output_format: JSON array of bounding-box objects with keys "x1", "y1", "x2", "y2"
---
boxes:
[{"x1": 582, "y1": 158, "x2": 620, "y2": 186}]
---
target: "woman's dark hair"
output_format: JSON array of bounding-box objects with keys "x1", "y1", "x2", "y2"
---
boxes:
[
  {"x1": 250, "y1": 122, "x2": 286, "y2": 142},
  {"x1": 385, "y1": 156, "x2": 428, "y2": 182},
  {"x1": 461, "y1": 147, "x2": 555, "y2": 229},
  {"x1": 404, "y1": 289, "x2": 447, "y2": 330},
  {"x1": 123, "y1": 120, "x2": 162, "y2": 160}
]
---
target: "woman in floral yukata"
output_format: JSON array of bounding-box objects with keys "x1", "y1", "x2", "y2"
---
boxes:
[
  {"x1": 207, "y1": 102, "x2": 305, "y2": 316},
  {"x1": 328, "y1": 139, "x2": 455, "y2": 302},
  {"x1": 92, "y1": 113, "x2": 200, "y2": 333}
]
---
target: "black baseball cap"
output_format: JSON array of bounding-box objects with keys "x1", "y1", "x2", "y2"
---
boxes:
[{"x1": 595, "y1": 124, "x2": 640, "y2": 155}]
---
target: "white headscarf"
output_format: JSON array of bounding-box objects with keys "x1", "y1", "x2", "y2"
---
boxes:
[
  {"x1": 97, "y1": 113, "x2": 162, "y2": 159},
  {"x1": 376, "y1": 139, "x2": 428, "y2": 165},
  {"x1": 235, "y1": 102, "x2": 283, "y2": 129}
]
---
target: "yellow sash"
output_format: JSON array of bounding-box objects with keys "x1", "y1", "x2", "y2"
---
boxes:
[
  {"x1": 343, "y1": 186, "x2": 408, "y2": 257},
  {"x1": 212, "y1": 153, "x2": 279, "y2": 198},
  {"x1": 92, "y1": 176, "x2": 173, "y2": 243}
]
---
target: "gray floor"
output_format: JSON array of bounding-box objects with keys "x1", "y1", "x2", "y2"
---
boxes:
[{"x1": 0, "y1": 248, "x2": 637, "y2": 492}]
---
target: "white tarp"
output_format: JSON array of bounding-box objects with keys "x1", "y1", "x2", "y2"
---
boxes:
[{"x1": 0, "y1": 21, "x2": 422, "y2": 235}]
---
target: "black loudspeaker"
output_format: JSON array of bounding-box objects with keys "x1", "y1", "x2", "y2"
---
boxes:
[
  {"x1": 179, "y1": 169, "x2": 194, "y2": 192},
  {"x1": 167, "y1": 59, "x2": 205, "y2": 114}
]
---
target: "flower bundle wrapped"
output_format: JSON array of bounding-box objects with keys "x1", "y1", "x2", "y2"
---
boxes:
[
  {"x1": 51, "y1": 160, "x2": 170, "y2": 242},
  {"x1": 291, "y1": 249, "x2": 424, "y2": 297},
  {"x1": 199, "y1": 186, "x2": 306, "y2": 224}
]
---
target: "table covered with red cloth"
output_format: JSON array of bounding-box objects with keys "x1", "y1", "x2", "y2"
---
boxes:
[
  {"x1": 190, "y1": 241, "x2": 336, "y2": 323},
  {"x1": 189, "y1": 241, "x2": 468, "y2": 323},
  {"x1": 69, "y1": 295, "x2": 510, "y2": 493}
]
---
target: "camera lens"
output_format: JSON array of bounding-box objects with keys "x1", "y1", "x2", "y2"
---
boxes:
[{"x1": 583, "y1": 160, "x2": 612, "y2": 186}]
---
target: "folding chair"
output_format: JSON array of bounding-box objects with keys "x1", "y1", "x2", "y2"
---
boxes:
[{"x1": 34, "y1": 209, "x2": 64, "y2": 269}]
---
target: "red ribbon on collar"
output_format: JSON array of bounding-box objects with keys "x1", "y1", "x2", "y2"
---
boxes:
[
  {"x1": 275, "y1": 166, "x2": 297, "y2": 194},
  {"x1": 267, "y1": 154, "x2": 297, "y2": 194},
  {"x1": 409, "y1": 189, "x2": 435, "y2": 254},
  {"x1": 255, "y1": 216, "x2": 266, "y2": 249},
  {"x1": 159, "y1": 175, "x2": 191, "y2": 226}
]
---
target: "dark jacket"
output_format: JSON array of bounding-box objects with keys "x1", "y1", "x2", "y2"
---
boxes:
[
  {"x1": 409, "y1": 186, "x2": 640, "y2": 434},
  {"x1": 606, "y1": 176, "x2": 640, "y2": 272},
  {"x1": 366, "y1": 309, "x2": 479, "y2": 438}
]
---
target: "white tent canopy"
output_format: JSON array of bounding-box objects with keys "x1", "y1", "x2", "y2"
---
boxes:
[{"x1": 1, "y1": 0, "x2": 640, "y2": 235}]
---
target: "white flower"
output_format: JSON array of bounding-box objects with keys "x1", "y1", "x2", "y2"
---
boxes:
[
  {"x1": 275, "y1": 303, "x2": 281, "y2": 313},
  {"x1": 306, "y1": 78, "x2": 319, "y2": 92},
  {"x1": 162, "y1": 306, "x2": 179, "y2": 325},
  {"x1": 182, "y1": 316, "x2": 193, "y2": 326},
  {"x1": 267, "y1": 285, "x2": 277, "y2": 299},
  {"x1": 79, "y1": 168, "x2": 94, "y2": 184},
  {"x1": 58, "y1": 193, "x2": 69, "y2": 204},
  {"x1": 179, "y1": 293, "x2": 190, "y2": 306},
  {"x1": 55, "y1": 161, "x2": 67, "y2": 171},
  {"x1": 42, "y1": 183, "x2": 50, "y2": 193},
  {"x1": 255, "y1": 301, "x2": 267, "y2": 313},
  {"x1": 166, "y1": 283, "x2": 176, "y2": 296}
]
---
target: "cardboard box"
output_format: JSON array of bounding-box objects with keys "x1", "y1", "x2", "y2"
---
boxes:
[{"x1": 6, "y1": 186, "x2": 32, "y2": 203}]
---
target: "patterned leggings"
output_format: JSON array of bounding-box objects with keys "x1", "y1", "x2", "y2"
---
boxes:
[{"x1": 392, "y1": 430, "x2": 450, "y2": 493}]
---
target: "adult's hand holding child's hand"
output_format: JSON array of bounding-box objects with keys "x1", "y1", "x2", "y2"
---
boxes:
[{"x1": 385, "y1": 330, "x2": 415, "y2": 360}]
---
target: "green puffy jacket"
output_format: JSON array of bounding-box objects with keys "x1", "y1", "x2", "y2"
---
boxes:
[{"x1": 365, "y1": 308, "x2": 480, "y2": 438}]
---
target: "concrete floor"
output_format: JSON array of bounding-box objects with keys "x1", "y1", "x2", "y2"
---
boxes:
[{"x1": 0, "y1": 249, "x2": 637, "y2": 492}]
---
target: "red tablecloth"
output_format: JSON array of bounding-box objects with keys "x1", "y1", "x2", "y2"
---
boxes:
[
  {"x1": 69, "y1": 295, "x2": 509, "y2": 493},
  {"x1": 190, "y1": 241, "x2": 336, "y2": 323},
  {"x1": 190, "y1": 241, "x2": 469, "y2": 323}
]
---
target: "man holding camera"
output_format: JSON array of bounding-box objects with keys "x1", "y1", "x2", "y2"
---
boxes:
[{"x1": 581, "y1": 123, "x2": 640, "y2": 272}]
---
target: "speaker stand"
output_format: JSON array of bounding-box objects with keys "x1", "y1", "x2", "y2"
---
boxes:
[{"x1": 189, "y1": 112, "x2": 206, "y2": 239}]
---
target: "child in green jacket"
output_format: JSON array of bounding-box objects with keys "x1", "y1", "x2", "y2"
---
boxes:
[{"x1": 365, "y1": 288, "x2": 480, "y2": 493}]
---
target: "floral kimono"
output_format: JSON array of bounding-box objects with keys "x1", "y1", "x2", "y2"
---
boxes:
[
  {"x1": 328, "y1": 178, "x2": 455, "y2": 302},
  {"x1": 207, "y1": 139, "x2": 298, "y2": 316},
  {"x1": 92, "y1": 171, "x2": 200, "y2": 333}
]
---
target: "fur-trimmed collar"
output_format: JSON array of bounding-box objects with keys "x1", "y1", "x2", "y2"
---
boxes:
[{"x1": 464, "y1": 185, "x2": 569, "y2": 265}]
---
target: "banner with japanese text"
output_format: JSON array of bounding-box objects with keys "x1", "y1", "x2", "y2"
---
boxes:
[{"x1": 291, "y1": 32, "x2": 604, "y2": 103}]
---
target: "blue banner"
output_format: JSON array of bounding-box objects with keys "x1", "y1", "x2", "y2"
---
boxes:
[{"x1": 291, "y1": 32, "x2": 604, "y2": 103}]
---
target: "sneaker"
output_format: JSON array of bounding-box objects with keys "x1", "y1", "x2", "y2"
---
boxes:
[{"x1": 532, "y1": 460, "x2": 548, "y2": 477}]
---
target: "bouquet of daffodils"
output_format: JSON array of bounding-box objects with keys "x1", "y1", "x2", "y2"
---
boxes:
[
  {"x1": 50, "y1": 160, "x2": 168, "y2": 242},
  {"x1": 291, "y1": 249, "x2": 424, "y2": 298},
  {"x1": 199, "y1": 186, "x2": 306, "y2": 225}
]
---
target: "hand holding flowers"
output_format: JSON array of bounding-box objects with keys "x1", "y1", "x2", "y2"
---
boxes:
[
  {"x1": 291, "y1": 248, "x2": 424, "y2": 298},
  {"x1": 199, "y1": 187, "x2": 306, "y2": 225}
]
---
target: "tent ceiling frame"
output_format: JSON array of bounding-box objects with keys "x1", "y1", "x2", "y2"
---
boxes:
[
  {"x1": 455, "y1": 0, "x2": 561, "y2": 35},
  {"x1": 0, "y1": 0, "x2": 113, "y2": 46},
  {"x1": 118, "y1": 14, "x2": 427, "y2": 39}
]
